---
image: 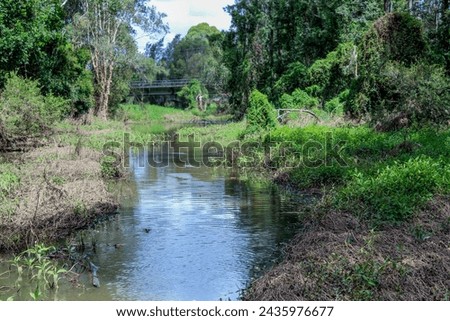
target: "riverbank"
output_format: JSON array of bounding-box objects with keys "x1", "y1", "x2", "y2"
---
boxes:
[
  {"x1": 0, "y1": 134, "x2": 118, "y2": 252},
  {"x1": 176, "y1": 121, "x2": 450, "y2": 300},
  {"x1": 0, "y1": 104, "x2": 230, "y2": 253}
]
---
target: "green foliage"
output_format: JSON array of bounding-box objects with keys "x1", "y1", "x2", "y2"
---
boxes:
[
  {"x1": 280, "y1": 89, "x2": 320, "y2": 110},
  {"x1": 117, "y1": 104, "x2": 191, "y2": 123},
  {"x1": 274, "y1": 62, "x2": 308, "y2": 100},
  {"x1": 370, "y1": 13, "x2": 429, "y2": 66},
  {"x1": 164, "y1": 22, "x2": 229, "y2": 93},
  {"x1": 340, "y1": 157, "x2": 449, "y2": 224},
  {"x1": 0, "y1": 0, "x2": 93, "y2": 113},
  {"x1": 264, "y1": 125, "x2": 449, "y2": 221},
  {"x1": 68, "y1": 48, "x2": 95, "y2": 116},
  {"x1": 101, "y1": 156, "x2": 121, "y2": 179},
  {"x1": 246, "y1": 90, "x2": 277, "y2": 132},
  {"x1": 347, "y1": 13, "x2": 449, "y2": 128},
  {"x1": 349, "y1": 61, "x2": 450, "y2": 129},
  {"x1": 307, "y1": 42, "x2": 356, "y2": 102},
  {"x1": 0, "y1": 74, "x2": 68, "y2": 140},
  {"x1": 177, "y1": 80, "x2": 208, "y2": 110},
  {"x1": 10, "y1": 243, "x2": 67, "y2": 300},
  {"x1": 0, "y1": 167, "x2": 19, "y2": 197},
  {"x1": 324, "y1": 90, "x2": 349, "y2": 115}
]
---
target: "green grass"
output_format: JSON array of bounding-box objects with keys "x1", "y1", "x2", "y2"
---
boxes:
[
  {"x1": 52, "y1": 105, "x2": 450, "y2": 226},
  {"x1": 339, "y1": 157, "x2": 449, "y2": 224},
  {"x1": 255, "y1": 125, "x2": 449, "y2": 225},
  {"x1": 117, "y1": 104, "x2": 192, "y2": 123}
]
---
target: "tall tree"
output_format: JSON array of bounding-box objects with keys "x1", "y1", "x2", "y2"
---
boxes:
[{"x1": 71, "y1": 0, "x2": 168, "y2": 119}]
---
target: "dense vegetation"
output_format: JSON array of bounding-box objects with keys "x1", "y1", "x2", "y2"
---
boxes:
[{"x1": 0, "y1": 0, "x2": 449, "y2": 301}]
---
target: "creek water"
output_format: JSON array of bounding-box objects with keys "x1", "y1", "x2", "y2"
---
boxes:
[{"x1": 0, "y1": 151, "x2": 302, "y2": 301}]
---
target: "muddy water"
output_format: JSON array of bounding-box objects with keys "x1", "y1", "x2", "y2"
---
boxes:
[{"x1": 0, "y1": 153, "x2": 302, "y2": 301}]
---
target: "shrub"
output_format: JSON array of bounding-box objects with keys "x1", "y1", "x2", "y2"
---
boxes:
[
  {"x1": 307, "y1": 42, "x2": 356, "y2": 102},
  {"x1": 273, "y1": 62, "x2": 308, "y2": 101},
  {"x1": 280, "y1": 89, "x2": 320, "y2": 110},
  {"x1": 177, "y1": 79, "x2": 209, "y2": 110},
  {"x1": 349, "y1": 61, "x2": 450, "y2": 129},
  {"x1": 101, "y1": 156, "x2": 121, "y2": 179},
  {"x1": 70, "y1": 69, "x2": 94, "y2": 117},
  {"x1": 246, "y1": 90, "x2": 277, "y2": 133},
  {"x1": 339, "y1": 157, "x2": 449, "y2": 224},
  {"x1": 0, "y1": 74, "x2": 67, "y2": 140},
  {"x1": 0, "y1": 164, "x2": 19, "y2": 218},
  {"x1": 345, "y1": 13, "x2": 449, "y2": 128},
  {"x1": 324, "y1": 90, "x2": 349, "y2": 115},
  {"x1": 325, "y1": 98, "x2": 343, "y2": 114}
]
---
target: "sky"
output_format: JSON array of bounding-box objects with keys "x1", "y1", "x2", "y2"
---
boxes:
[{"x1": 136, "y1": 0, "x2": 235, "y2": 51}]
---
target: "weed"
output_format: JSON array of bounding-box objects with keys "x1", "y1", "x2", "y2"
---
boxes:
[
  {"x1": 73, "y1": 201, "x2": 88, "y2": 217},
  {"x1": 10, "y1": 243, "x2": 67, "y2": 300},
  {"x1": 101, "y1": 156, "x2": 121, "y2": 179},
  {"x1": 410, "y1": 225, "x2": 432, "y2": 242},
  {"x1": 51, "y1": 176, "x2": 66, "y2": 186},
  {"x1": 340, "y1": 157, "x2": 447, "y2": 224}
]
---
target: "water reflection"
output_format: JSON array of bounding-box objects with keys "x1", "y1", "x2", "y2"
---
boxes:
[{"x1": 1, "y1": 152, "x2": 301, "y2": 301}]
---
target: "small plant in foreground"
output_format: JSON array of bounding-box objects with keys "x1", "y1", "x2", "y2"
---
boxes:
[{"x1": 10, "y1": 243, "x2": 66, "y2": 300}]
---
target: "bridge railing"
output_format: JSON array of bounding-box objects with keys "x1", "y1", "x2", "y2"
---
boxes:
[{"x1": 130, "y1": 79, "x2": 191, "y2": 89}]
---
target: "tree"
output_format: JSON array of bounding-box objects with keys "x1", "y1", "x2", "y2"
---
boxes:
[
  {"x1": 0, "y1": 0, "x2": 92, "y2": 113},
  {"x1": 168, "y1": 23, "x2": 226, "y2": 84},
  {"x1": 71, "y1": 0, "x2": 168, "y2": 119},
  {"x1": 145, "y1": 37, "x2": 165, "y2": 62},
  {"x1": 346, "y1": 13, "x2": 450, "y2": 129}
]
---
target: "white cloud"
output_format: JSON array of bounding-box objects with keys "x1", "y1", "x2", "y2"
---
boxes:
[{"x1": 136, "y1": 0, "x2": 234, "y2": 51}]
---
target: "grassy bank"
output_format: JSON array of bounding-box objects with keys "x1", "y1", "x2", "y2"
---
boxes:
[
  {"x1": 175, "y1": 121, "x2": 450, "y2": 300},
  {"x1": 0, "y1": 103, "x2": 204, "y2": 252},
  {"x1": 0, "y1": 145, "x2": 118, "y2": 252}
]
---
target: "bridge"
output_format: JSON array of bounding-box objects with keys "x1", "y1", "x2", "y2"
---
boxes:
[
  {"x1": 129, "y1": 79, "x2": 192, "y2": 104},
  {"x1": 130, "y1": 79, "x2": 191, "y2": 91}
]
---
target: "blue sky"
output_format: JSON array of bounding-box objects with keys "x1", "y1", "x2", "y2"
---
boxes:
[{"x1": 137, "y1": 0, "x2": 235, "y2": 50}]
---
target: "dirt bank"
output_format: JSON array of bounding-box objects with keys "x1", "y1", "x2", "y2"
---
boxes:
[
  {"x1": 244, "y1": 196, "x2": 450, "y2": 301},
  {"x1": 0, "y1": 145, "x2": 118, "y2": 252}
]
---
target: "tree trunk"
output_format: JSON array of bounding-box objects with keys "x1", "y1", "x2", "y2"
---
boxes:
[
  {"x1": 408, "y1": 0, "x2": 414, "y2": 13},
  {"x1": 384, "y1": 0, "x2": 393, "y2": 13},
  {"x1": 91, "y1": 49, "x2": 114, "y2": 120}
]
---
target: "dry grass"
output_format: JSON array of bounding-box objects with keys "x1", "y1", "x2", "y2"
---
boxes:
[
  {"x1": 0, "y1": 145, "x2": 118, "y2": 252},
  {"x1": 244, "y1": 196, "x2": 450, "y2": 301}
]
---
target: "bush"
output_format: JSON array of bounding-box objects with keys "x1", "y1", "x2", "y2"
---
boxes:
[
  {"x1": 307, "y1": 42, "x2": 356, "y2": 102},
  {"x1": 349, "y1": 61, "x2": 450, "y2": 129},
  {"x1": 324, "y1": 90, "x2": 349, "y2": 115},
  {"x1": 324, "y1": 98, "x2": 343, "y2": 114},
  {"x1": 345, "y1": 13, "x2": 449, "y2": 128},
  {"x1": 246, "y1": 90, "x2": 277, "y2": 132},
  {"x1": 177, "y1": 80, "x2": 209, "y2": 110},
  {"x1": 280, "y1": 89, "x2": 320, "y2": 110},
  {"x1": 273, "y1": 62, "x2": 308, "y2": 101},
  {"x1": 101, "y1": 156, "x2": 121, "y2": 179},
  {"x1": 70, "y1": 69, "x2": 94, "y2": 117},
  {"x1": 0, "y1": 74, "x2": 68, "y2": 140},
  {"x1": 0, "y1": 164, "x2": 19, "y2": 218},
  {"x1": 339, "y1": 157, "x2": 449, "y2": 224}
]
